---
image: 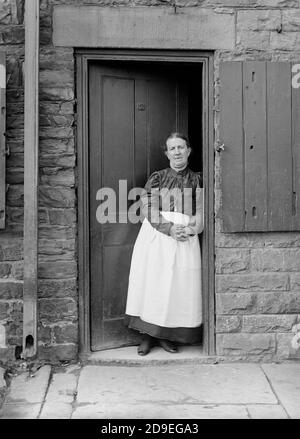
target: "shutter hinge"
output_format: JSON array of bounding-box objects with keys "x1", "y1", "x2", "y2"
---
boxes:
[{"x1": 215, "y1": 142, "x2": 225, "y2": 153}]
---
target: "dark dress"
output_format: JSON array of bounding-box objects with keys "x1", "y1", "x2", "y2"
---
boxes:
[{"x1": 124, "y1": 166, "x2": 203, "y2": 344}]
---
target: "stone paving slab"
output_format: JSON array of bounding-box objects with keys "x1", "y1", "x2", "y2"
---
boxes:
[
  {"x1": 5, "y1": 365, "x2": 51, "y2": 404},
  {"x1": 40, "y1": 401, "x2": 73, "y2": 419},
  {"x1": 77, "y1": 364, "x2": 277, "y2": 406},
  {"x1": 45, "y1": 373, "x2": 77, "y2": 404},
  {"x1": 0, "y1": 403, "x2": 41, "y2": 419},
  {"x1": 262, "y1": 363, "x2": 300, "y2": 419},
  {"x1": 246, "y1": 404, "x2": 288, "y2": 419},
  {"x1": 72, "y1": 403, "x2": 249, "y2": 419}
]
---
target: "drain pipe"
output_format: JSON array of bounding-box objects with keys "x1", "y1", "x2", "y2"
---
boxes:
[{"x1": 22, "y1": 0, "x2": 39, "y2": 359}]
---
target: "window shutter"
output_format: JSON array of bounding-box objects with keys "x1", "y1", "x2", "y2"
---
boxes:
[
  {"x1": 220, "y1": 61, "x2": 300, "y2": 232},
  {"x1": 0, "y1": 52, "x2": 5, "y2": 229}
]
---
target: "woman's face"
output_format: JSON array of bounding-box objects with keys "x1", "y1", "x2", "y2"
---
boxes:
[{"x1": 165, "y1": 137, "x2": 191, "y2": 169}]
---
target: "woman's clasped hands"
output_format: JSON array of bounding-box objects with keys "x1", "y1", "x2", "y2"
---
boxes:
[{"x1": 170, "y1": 216, "x2": 196, "y2": 242}]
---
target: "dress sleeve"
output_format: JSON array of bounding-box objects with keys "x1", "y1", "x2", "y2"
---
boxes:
[
  {"x1": 141, "y1": 171, "x2": 174, "y2": 236},
  {"x1": 188, "y1": 172, "x2": 204, "y2": 235}
]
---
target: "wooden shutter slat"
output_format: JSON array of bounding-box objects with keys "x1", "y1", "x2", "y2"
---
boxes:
[
  {"x1": 243, "y1": 62, "x2": 268, "y2": 231},
  {"x1": 220, "y1": 61, "x2": 244, "y2": 232},
  {"x1": 267, "y1": 62, "x2": 293, "y2": 231},
  {"x1": 220, "y1": 61, "x2": 299, "y2": 232},
  {"x1": 292, "y1": 62, "x2": 300, "y2": 230},
  {"x1": 0, "y1": 52, "x2": 5, "y2": 229}
]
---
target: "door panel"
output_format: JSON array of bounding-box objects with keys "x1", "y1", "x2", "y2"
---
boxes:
[{"x1": 89, "y1": 62, "x2": 189, "y2": 350}]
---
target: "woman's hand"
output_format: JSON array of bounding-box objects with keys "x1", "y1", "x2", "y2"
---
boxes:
[
  {"x1": 170, "y1": 224, "x2": 189, "y2": 241},
  {"x1": 188, "y1": 216, "x2": 196, "y2": 226},
  {"x1": 182, "y1": 226, "x2": 195, "y2": 236}
]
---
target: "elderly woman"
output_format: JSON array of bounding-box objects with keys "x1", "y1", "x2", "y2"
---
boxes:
[{"x1": 124, "y1": 132, "x2": 204, "y2": 356}]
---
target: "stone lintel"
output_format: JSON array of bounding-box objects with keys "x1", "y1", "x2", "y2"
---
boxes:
[{"x1": 53, "y1": 6, "x2": 235, "y2": 50}]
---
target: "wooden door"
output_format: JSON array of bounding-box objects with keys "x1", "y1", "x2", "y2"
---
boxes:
[{"x1": 89, "y1": 62, "x2": 188, "y2": 350}]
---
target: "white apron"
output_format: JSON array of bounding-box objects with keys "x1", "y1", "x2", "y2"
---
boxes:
[{"x1": 125, "y1": 211, "x2": 202, "y2": 328}]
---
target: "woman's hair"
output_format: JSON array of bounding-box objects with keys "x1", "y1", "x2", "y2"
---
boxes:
[{"x1": 162, "y1": 132, "x2": 191, "y2": 152}]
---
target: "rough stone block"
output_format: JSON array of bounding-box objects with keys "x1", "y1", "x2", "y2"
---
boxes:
[
  {"x1": 6, "y1": 320, "x2": 22, "y2": 345},
  {"x1": 40, "y1": 127, "x2": 74, "y2": 140},
  {"x1": 215, "y1": 248, "x2": 250, "y2": 274},
  {"x1": 38, "y1": 343, "x2": 78, "y2": 362},
  {"x1": 10, "y1": 261, "x2": 23, "y2": 280},
  {"x1": 6, "y1": 185, "x2": 24, "y2": 207},
  {"x1": 217, "y1": 292, "x2": 300, "y2": 315},
  {"x1": 216, "y1": 333, "x2": 276, "y2": 356},
  {"x1": 0, "y1": 346, "x2": 15, "y2": 363},
  {"x1": 11, "y1": 0, "x2": 25, "y2": 25},
  {"x1": 276, "y1": 333, "x2": 300, "y2": 359},
  {"x1": 242, "y1": 315, "x2": 298, "y2": 333},
  {"x1": 40, "y1": 154, "x2": 75, "y2": 168},
  {"x1": 237, "y1": 10, "x2": 281, "y2": 32},
  {"x1": 254, "y1": 0, "x2": 298, "y2": 6},
  {"x1": 38, "y1": 324, "x2": 52, "y2": 344},
  {"x1": 48, "y1": 208, "x2": 76, "y2": 226},
  {"x1": 270, "y1": 31, "x2": 300, "y2": 51},
  {"x1": 236, "y1": 30, "x2": 270, "y2": 51},
  {"x1": 39, "y1": 70, "x2": 74, "y2": 87},
  {"x1": 39, "y1": 298, "x2": 77, "y2": 322},
  {"x1": 216, "y1": 273, "x2": 289, "y2": 294},
  {"x1": 204, "y1": 0, "x2": 249, "y2": 5},
  {"x1": 39, "y1": 48, "x2": 74, "y2": 71},
  {"x1": 216, "y1": 315, "x2": 241, "y2": 333},
  {"x1": 251, "y1": 248, "x2": 300, "y2": 272},
  {"x1": 215, "y1": 233, "x2": 265, "y2": 248},
  {"x1": 39, "y1": 186, "x2": 75, "y2": 208},
  {"x1": 40, "y1": 102, "x2": 72, "y2": 117},
  {"x1": 38, "y1": 278, "x2": 77, "y2": 299},
  {"x1": 282, "y1": 10, "x2": 300, "y2": 31},
  {"x1": 7, "y1": 168, "x2": 24, "y2": 185},
  {"x1": 0, "y1": 238, "x2": 23, "y2": 261},
  {"x1": 291, "y1": 274, "x2": 300, "y2": 290},
  {"x1": 0, "y1": 0, "x2": 11, "y2": 25},
  {"x1": 0, "y1": 263, "x2": 12, "y2": 278},
  {"x1": 53, "y1": 323, "x2": 78, "y2": 344},
  {"x1": 38, "y1": 225, "x2": 76, "y2": 240},
  {"x1": 40, "y1": 114, "x2": 74, "y2": 128},
  {"x1": 0, "y1": 281, "x2": 22, "y2": 299},
  {"x1": 40, "y1": 87, "x2": 74, "y2": 101},
  {"x1": 38, "y1": 261, "x2": 77, "y2": 279},
  {"x1": 40, "y1": 169, "x2": 75, "y2": 188},
  {"x1": 0, "y1": 25, "x2": 24, "y2": 44},
  {"x1": 40, "y1": 138, "x2": 75, "y2": 155},
  {"x1": 38, "y1": 239, "x2": 75, "y2": 262}
]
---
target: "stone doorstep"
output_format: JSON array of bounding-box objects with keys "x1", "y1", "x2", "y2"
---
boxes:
[{"x1": 85, "y1": 345, "x2": 221, "y2": 366}]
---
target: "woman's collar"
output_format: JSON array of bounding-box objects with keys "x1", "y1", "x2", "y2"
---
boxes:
[{"x1": 169, "y1": 165, "x2": 189, "y2": 177}]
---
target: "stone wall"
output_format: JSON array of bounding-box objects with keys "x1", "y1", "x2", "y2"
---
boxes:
[{"x1": 0, "y1": 0, "x2": 300, "y2": 364}]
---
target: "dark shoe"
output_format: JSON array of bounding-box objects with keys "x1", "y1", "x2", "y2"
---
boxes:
[
  {"x1": 137, "y1": 335, "x2": 154, "y2": 356},
  {"x1": 159, "y1": 339, "x2": 178, "y2": 353}
]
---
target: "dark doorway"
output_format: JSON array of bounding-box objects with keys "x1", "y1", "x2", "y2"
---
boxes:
[{"x1": 88, "y1": 61, "x2": 204, "y2": 350}]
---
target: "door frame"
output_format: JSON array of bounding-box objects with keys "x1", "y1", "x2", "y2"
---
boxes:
[{"x1": 76, "y1": 49, "x2": 215, "y2": 357}]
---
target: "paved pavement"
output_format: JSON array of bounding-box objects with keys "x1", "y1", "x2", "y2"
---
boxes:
[{"x1": 0, "y1": 346, "x2": 299, "y2": 419}]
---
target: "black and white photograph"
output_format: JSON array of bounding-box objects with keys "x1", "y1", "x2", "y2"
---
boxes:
[{"x1": 0, "y1": 0, "x2": 299, "y2": 424}]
